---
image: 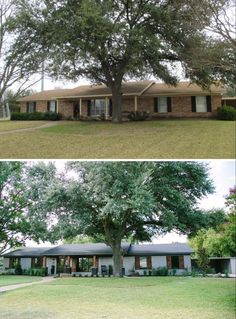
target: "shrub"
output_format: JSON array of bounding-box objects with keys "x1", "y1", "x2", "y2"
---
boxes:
[
  {"x1": 143, "y1": 270, "x2": 147, "y2": 276},
  {"x1": 156, "y1": 267, "x2": 168, "y2": 276},
  {"x1": 217, "y1": 106, "x2": 236, "y2": 121},
  {"x1": 14, "y1": 263, "x2": 22, "y2": 275},
  {"x1": 11, "y1": 112, "x2": 62, "y2": 121},
  {"x1": 128, "y1": 111, "x2": 149, "y2": 121},
  {"x1": 108, "y1": 265, "x2": 113, "y2": 276}
]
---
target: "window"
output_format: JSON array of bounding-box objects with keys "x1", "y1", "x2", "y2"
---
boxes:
[
  {"x1": 47, "y1": 100, "x2": 57, "y2": 113},
  {"x1": 158, "y1": 97, "x2": 168, "y2": 113},
  {"x1": 31, "y1": 257, "x2": 43, "y2": 268},
  {"x1": 196, "y1": 96, "x2": 207, "y2": 112},
  {"x1": 77, "y1": 257, "x2": 93, "y2": 272},
  {"x1": 154, "y1": 97, "x2": 172, "y2": 113},
  {"x1": 91, "y1": 99, "x2": 106, "y2": 116},
  {"x1": 171, "y1": 256, "x2": 180, "y2": 269},
  {"x1": 140, "y1": 257, "x2": 148, "y2": 269},
  {"x1": 27, "y1": 102, "x2": 36, "y2": 113},
  {"x1": 9, "y1": 257, "x2": 20, "y2": 268}
]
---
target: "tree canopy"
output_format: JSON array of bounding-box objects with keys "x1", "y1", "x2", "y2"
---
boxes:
[{"x1": 13, "y1": 0, "x2": 231, "y2": 122}]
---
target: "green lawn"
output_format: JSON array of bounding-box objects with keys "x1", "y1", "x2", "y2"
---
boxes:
[
  {"x1": 0, "y1": 277, "x2": 234, "y2": 319},
  {"x1": 0, "y1": 121, "x2": 48, "y2": 132},
  {"x1": 0, "y1": 120, "x2": 235, "y2": 158},
  {"x1": 0, "y1": 275, "x2": 42, "y2": 287}
]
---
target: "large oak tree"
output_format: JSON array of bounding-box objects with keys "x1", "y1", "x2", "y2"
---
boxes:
[{"x1": 44, "y1": 161, "x2": 219, "y2": 276}]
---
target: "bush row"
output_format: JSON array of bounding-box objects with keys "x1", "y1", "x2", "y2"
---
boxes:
[{"x1": 11, "y1": 111, "x2": 62, "y2": 121}]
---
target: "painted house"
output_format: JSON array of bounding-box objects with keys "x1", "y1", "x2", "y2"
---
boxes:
[
  {"x1": 2, "y1": 243, "x2": 193, "y2": 276},
  {"x1": 18, "y1": 81, "x2": 224, "y2": 119}
]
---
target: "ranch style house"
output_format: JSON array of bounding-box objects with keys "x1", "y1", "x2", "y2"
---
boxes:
[
  {"x1": 2, "y1": 243, "x2": 193, "y2": 276},
  {"x1": 18, "y1": 81, "x2": 225, "y2": 119}
]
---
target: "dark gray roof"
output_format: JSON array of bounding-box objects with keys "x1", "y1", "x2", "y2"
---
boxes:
[
  {"x1": 2, "y1": 243, "x2": 193, "y2": 258},
  {"x1": 2, "y1": 247, "x2": 52, "y2": 258},
  {"x1": 44, "y1": 243, "x2": 131, "y2": 256},
  {"x1": 128, "y1": 243, "x2": 193, "y2": 256}
]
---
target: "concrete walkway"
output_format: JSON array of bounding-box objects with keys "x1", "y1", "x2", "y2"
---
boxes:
[
  {"x1": 0, "y1": 276, "x2": 55, "y2": 293},
  {"x1": 0, "y1": 122, "x2": 59, "y2": 135}
]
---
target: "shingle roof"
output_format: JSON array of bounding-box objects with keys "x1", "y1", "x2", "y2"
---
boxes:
[
  {"x1": 18, "y1": 80, "x2": 224, "y2": 102},
  {"x1": 128, "y1": 243, "x2": 193, "y2": 256},
  {"x1": 2, "y1": 247, "x2": 52, "y2": 258},
  {"x1": 144, "y1": 82, "x2": 225, "y2": 96},
  {"x1": 2, "y1": 243, "x2": 193, "y2": 257}
]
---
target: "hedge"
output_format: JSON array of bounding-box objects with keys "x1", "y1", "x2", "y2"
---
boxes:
[
  {"x1": 11, "y1": 111, "x2": 62, "y2": 121},
  {"x1": 217, "y1": 105, "x2": 236, "y2": 121}
]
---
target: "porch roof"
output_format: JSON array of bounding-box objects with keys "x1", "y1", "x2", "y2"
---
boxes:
[{"x1": 44, "y1": 243, "x2": 131, "y2": 256}]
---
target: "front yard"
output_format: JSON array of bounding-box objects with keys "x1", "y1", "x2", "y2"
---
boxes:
[
  {"x1": 0, "y1": 277, "x2": 234, "y2": 319},
  {"x1": 0, "y1": 275, "x2": 42, "y2": 287},
  {"x1": 0, "y1": 119, "x2": 234, "y2": 158}
]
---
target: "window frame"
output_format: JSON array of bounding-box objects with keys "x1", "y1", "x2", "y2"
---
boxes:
[
  {"x1": 90, "y1": 99, "x2": 106, "y2": 116},
  {"x1": 48, "y1": 100, "x2": 57, "y2": 113},
  {"x1": 27, "y1": 101, "x2": 36, "y2": 113},
  {"x1": 195, "y1": 96, "x2": 207, "y2": 113}
]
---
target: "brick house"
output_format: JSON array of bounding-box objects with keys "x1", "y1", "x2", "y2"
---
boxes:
[
  {"x1": 2, "y1": 243, "x2": 192, "y2": 276},
  {"x1": 18, "y1": 81, "x2": 224, "y2": 119}
]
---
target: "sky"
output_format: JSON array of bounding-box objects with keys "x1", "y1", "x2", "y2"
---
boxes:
[{"x1": 27, "y1": 159, "x2": 235, "y2": 247}]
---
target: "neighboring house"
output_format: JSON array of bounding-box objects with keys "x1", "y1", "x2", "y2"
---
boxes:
[
  {"x1": 208, "y1": 257, "x2": 236, "y2": 277},
  {"x1": 2, "y1": 243, "x2": 193, "y2": 276},
  {"x1": 18, "y1": 81, "x2": 224, "y2": 119}
]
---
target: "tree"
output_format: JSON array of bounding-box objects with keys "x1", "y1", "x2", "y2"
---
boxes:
[
  {"x1": 190, "y1": 188, "x2": 236, "y2": 268},
  {"x1": 44, "y1": 161, "x2": 215, "y2": 276},
  {"x1": 0, "y1": 0, "x2": 43, "y2": 118},
  {"x1": 14, "y1": 0, "x2": 226, "y2": 122},
  {"x1": 0, "y1": 161, "x2": 56, "y2": 254}
]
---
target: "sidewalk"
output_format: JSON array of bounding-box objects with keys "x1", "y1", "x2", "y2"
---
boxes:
[{"x1": 0, "y1": 276, "x2": 55, "y2": 293}]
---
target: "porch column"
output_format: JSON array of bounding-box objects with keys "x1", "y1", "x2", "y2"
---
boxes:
[
  {"x1": 105, "y1": 97, "x2": 109, "y2": 119},
  {"x1": 56, "y1": 99, "x2": 59, "y2": 114},
  {"x1": 79, "y1": 98, "x2": 82, "y2": 117},
  {"x1": 43, "y1": 256, "x2": 47, "y2": 268},
  {"x1": 67, "y1": 256, "x2": 71, "y2": 267},
  {"x1": 93, "y1": 256, "x2": 98, "y2": 268},
  {"x1": 71, "y1": 258, "x2": 76, "y2": 272},
  {"x1": 134, "y1": 96, "x2": 138, "y2": 112}
]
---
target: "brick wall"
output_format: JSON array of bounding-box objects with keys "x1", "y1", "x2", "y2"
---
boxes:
[{"x1": 57, "y1": 100, "x2": 74, "y2": 118}]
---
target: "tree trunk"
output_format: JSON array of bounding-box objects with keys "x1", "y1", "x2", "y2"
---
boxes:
[
  {"x1": 111, "y1": 241, "x2": 123, "y2": 277},
  {"x1": 111, "y1": 85, "x2": 122, "y2": 123}
]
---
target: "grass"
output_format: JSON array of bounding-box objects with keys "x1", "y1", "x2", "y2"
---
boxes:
[
  {"x1": 0, "y1": 119, "x2": 235, "y2": 159},
  {"x1": 0, "y1": 121, "x2": 48, "y2": 132},
  {"x1": 0, "y1": 275, "x2": 42, "y2": 287},
  {"x1": 0, "y1": 277, "x2": 234, "y2": 319}
]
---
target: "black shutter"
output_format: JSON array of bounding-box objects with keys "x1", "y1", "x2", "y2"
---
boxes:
[
  {"x1": 206, "y1": 96, "x2": 212, "y2": 112},
  {"x1": 47, "y1": 101, "x2": 50, "y2": 111},
  {"x1": 154, "y1": 98, "x2": 158, "y2": 113},
  {"x1": 109, "y1": 99, "x2": 113, "y2": 117},
  {"x1": 26, "y1": 102, "x2": 29, "y2": 113},
  {"x1": 34, "y1": 102, "x2": 36, "y2": 112},
  {"x1": 87, "y1": 100, "x2": 91, "y2": 116},
  {"x1": 191, "y1": 96, "x2": 196, "y2": 112},
  {"x1": 167, "y1": 97, "x2": 172, "y2": 112}
]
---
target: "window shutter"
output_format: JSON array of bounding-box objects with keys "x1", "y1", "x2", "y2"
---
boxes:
[
  {"x1": 147, "y1": 256, "x2": 152, "y2": 269},
  {"x1": 87, "y1": 100, "x2": 91, "y2": 116},
  {"x1": 191, "y1": 96, "x2": 196, "y2": 112},
  {"x1": 154, "y1": 98, "x2": 158, "y2": 113},
  {"x1": 135, "y1": 256, "x2": 140, "y2": 269},
  {"x1": 167, "y1": 97, "x2": 172, "y2": 112},
  {"x1": 34, "y1": 102, "x2": 37, "y2": 112},
  {"x1": 166, "y1": 256, "x2": 172, "y2": 269},
  {"x1": 47, "y1": 101, "x2": 50, "y2": 111},
  {"x1": 206, "y1": 96, "x2": 212, "y2": 112},
  {"x1": 109, "y1": 99, "x2": 113, "y2": 117},
  {"x1": 179, "y1": 256, "x2": 185, "y2": 269},
  {"x1": 26, "y1": 102, "x2": 29, "y2": 113},
  {"x1": 55, "y1": 101, "x2": 58, "y2": 113}
]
